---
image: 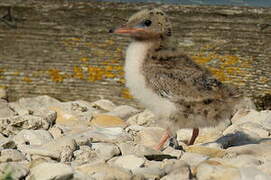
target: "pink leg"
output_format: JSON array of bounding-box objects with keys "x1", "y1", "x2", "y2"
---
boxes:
[{"x1": 154, "y1": 130, "x2": 171, "y2": 150}]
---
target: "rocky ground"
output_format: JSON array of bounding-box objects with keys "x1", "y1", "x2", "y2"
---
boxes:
[{"x1": 0, "y1": 88, "x2": 271, "y2": 180}]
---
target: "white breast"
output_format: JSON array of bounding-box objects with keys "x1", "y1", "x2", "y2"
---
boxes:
[{"x1": 124, "y1": 41, "x2": 176, "y2": 118}]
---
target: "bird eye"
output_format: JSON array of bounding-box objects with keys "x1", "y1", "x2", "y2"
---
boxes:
[{"x1": 143, "y1": 20, "x2": 152, "y2": 27}]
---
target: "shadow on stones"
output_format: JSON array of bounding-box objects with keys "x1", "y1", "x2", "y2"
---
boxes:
[{"x1": 214, "y1": 131, "x2": 260, "y2": 149}]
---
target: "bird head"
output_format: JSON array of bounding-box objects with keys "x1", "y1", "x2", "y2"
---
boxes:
[{"x1": 110, "y1": 9, "x2": 172, "y2": 41}]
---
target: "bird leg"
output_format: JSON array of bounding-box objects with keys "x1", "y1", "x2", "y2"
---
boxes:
[
  {"x1": 188, "y1": 128, "x2": 199, "y2": 145},
  {"x1": 154, "y1": 129, "x2": 171, "y2": 150},
  {"x1": 154, "y1": 128, "x2": 199, "y2": 151}
]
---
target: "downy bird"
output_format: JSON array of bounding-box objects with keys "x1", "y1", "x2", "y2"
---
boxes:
[{"x1": 111, "y1": 8, "x2": 243, "y2": 150}]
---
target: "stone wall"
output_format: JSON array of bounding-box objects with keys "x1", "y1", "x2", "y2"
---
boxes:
[{"x1": 0, "y1": 0, "x2": 270, "y2": 106}]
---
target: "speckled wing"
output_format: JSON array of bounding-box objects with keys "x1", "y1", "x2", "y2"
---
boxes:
[{"x1": 143, "y1": 50, "x2": 241, "y2": 103}]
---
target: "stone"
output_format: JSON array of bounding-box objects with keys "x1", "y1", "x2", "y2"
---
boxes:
[
  {"x1": 52, "y1": 106, "x2": 91, "y2": 127},
  {"x1": 176, "y1": 128, "x2": 194, "y2": 143},
  {"x1": 91, "y1": 142, "x2": 120, "y2": 161},
  {"x1": 200, "y1": 142, "x2": 224, "y2": 149},
  {"x1": 28, "y1": 158, "x2": 56, "y2": 169},
  {"x1": 126, "y1": 109, "x2": 155, "y2": 126},
  {"x1": 67, "y1": 130, "x2": 93, "y2": 146},
  {"x1": 117, "y1": 142, "x2": 161, "y2": 157},
  {"x1": 163, "y1": 146, "x2": 184, "y2": 159},
  {"x1": 257, "y1": 110, "x2": 271, "y2": 130},
  {"x1": 76, "y1": 163, "x2": 133, "y2": 179},
  {"x1": 234, "y1": 97, "x2": 256, "y2": 111},
  {"x1": 27, "y1": 162, "x2": 74, "y2": 180},
  {"x1": 125, "y1": 125, "x2": 146, "y2": 137},
  {"x1": 48, "y1": 126, "x2": 64, "y2": 139},
  {"x1": 13, "y1": 129, "x2": 53, "y2": 147},
  {"x1": 230, "y1": 109, "x2": 271, "y2": 130},
  {"x1": 185, "y1": 146, "x2": 226, "y2": 158},
  {"x1": 17, "y1": 96, "x2": 97, "y2": 128},
  {"x1": 132, "y1": 167, "x2": 165, "y2": 179},
  {"x1": 20, "y1": 136, "x2": 77, "y2": 161},
  {"x1": 70, "y1": 127, "x2": 132, "y2": 143},
  {"x1": 215, "y1": 131, "x2": 258, "y2": 148},
  {"x1": 258, "y1": 161, "x2": 271, "y2": 176},
  {"x1": 0, "y1": 162, "x2": 29, "y2": 180},
  {"x1": 196, "y1": 160, "x2": 241, "y2": 180},
  {"x1": 52, "y1": 101, "x2": 99, "y2": 127},
  {"x1": 161, "y1": 160, "x2": 191, "y2": 180},
  {"x1": 72, "y1": 145, "x2": 104, "y2": 166},
  {"x1": 105, "y1": 105, "x2": 140, "y2": 119},
  {"x1": 226, "y1": 144, "x2": 271, "y2": 162},
  {"x1": 90, "y1": 99, "x2": 117, "y2": 112},
  {"x1": 239, "y1": 167, "x2": 271, "y2": 180},
  {"x1": 134, "y1": 127, "x2": 166, "y2": 148},
  {"x1": 0, "y1": 136, "x2": 15, "y2": 149},
  {"x1": 145, "y1": 160, "x2": 163, "y2": 169},
  {"x1": 219, "y1": 155, "x2": 262, "y2": 169},
  {"x1": 0, "y1": 115, "x2": 54, "y2": 136},
  {"x1": 8, "y1": 101, "x2": 30, "y2": 116},
  {"x1": 18, "y1": 95, "x2": 61, "y2": 113},
  {"x1": 90, "y1": 114, "x2": 127, "y2": 128},
  {"x1": 194, "y1": 120, "x2": 231, "y2": 144},
  {"x1": 0, "y1": 149, "x2": 26, "y2": 162},
  {"x1": 180, "y1": 152, "x2": 209, "y2": 167},
  {"x1": 223, "y1": 121, "x2": 269, "y2": 143},
  {"x1": 0, "y1": 99, "x2": 15, "y2": 118},
  {"x1": 162, "y1": 159, "x2": 189, "y2": 174},
  {"x1": 42, "y1": 110, "x2": 57, "y2": 126},
  {"x1": 230, "y1": 109, "x2": 251, "y2": 124},
  {"x1": 73, "y1": 171, "x2": 95, "y2": 180},
  {"x1": 111, "y1": 155, "x2": 146, "y2": 170}
]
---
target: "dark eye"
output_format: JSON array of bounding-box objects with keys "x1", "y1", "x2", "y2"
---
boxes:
[{"x1": 143, "y1": 20, "x2": 152, "y2": 27}]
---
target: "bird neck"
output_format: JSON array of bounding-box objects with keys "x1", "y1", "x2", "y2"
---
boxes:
[{"x1": 132, "y1": 36, "x2": 175, "y2": 53}]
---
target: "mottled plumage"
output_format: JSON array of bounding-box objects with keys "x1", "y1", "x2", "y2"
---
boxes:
[
  {"x1": 143, "y1": 49, "x2": 241, "y2": 132},
  {"x1": 112, "y1": 8, "x2": 243, "y2": 148}
]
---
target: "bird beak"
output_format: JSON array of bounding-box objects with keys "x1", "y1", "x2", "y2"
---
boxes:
[{"x1": 110, "y1": 27, "x2": 146, "y2": 35}]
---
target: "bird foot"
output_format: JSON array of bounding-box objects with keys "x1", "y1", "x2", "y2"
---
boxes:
[
  {"x1": 169, "y1": 137, "x2": 183, "y2": 150},
  {"x1": 154, "y1": 131, "x2": 170, "y2": 151},
  {"x1": 154, "y1": 128, "x2": 199, "y2": 151}
]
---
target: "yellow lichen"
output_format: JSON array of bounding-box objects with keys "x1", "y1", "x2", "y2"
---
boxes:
[
  {"x1": 69, "y1": 37, "x2": 81, "y2": 41},
  {"x1": 48, "y1": 69, "x2": 64, "y2": 83},
  {"x1": 87, "y1": 66, "x2": 104, "y2": 82},
  {"x1": 23, "y1": 77, "x2": 32, "y2": 83},
  {"x1": 117, "y1": 78, "x2": 126, "y2": 84},
  {"x1": 259, "y1": 77, "x2": 269, "y2": 83},
  {"x1": 105, "y1": 39, "x2": 115, "y2": 45},
  {"x1": 104, "y1": 72, "x2": 116, "y2": 79},
  {"x1": 191, "y1": 52, "x2": 253, "y2": 85},
  {"x1": 121, "y1": 88, "x2": 133, "y2": 99},
  {"x1": 73, "y1": 66, "x2": 84, "y2": 79},
  {"x1": 80, "y1": 57, "x2": 89, "y2": 62},
  {"x1": 12, "y1": 71, "x2": 20, "y2": 76},
  {"x1": 105, "y1": 66, "x2": 114, "y2": 71},
  {"x1": 208, "y1": 67, "x2": 229, "y2": 81},
  {"x1": 221, "y1": 55, "x2": 239, "y2": 65}
]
